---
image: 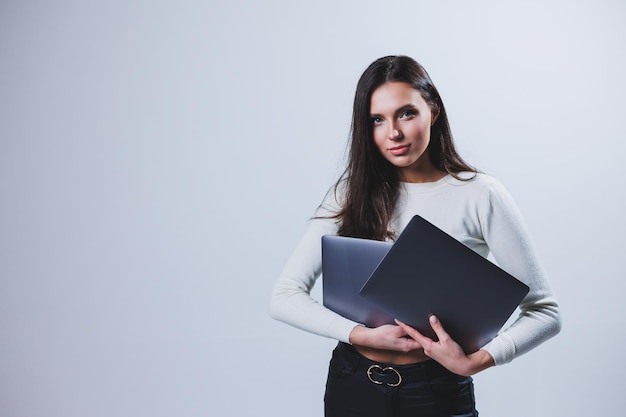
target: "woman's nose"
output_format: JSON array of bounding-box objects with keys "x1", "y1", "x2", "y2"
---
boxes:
[{"x1": 388, "y1": 128, "x2": 402, "y2": 141}]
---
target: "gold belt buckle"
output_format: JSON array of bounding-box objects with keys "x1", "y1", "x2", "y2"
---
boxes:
[{"x1": 367, "y1": 364, "x2": 402, "y2": 387}]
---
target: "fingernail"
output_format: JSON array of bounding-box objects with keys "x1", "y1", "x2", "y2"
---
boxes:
[{"x1": 429, "y1": 315, "x2": 437, "y2": 324}]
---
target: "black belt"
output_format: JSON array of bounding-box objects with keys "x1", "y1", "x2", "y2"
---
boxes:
[{"x1": 335, "y1": 342, "x2": 452, "y2": 387}]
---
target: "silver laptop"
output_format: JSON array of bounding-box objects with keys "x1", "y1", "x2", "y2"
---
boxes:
[
  {"x1": 359, "y1": 215, "x2": 530, "y2": 353},
  {"x1": 321, "y1": 235, "x2": 394, "y2": 327}
]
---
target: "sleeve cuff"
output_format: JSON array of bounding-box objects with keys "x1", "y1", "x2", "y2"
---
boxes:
[{"x1": 482, "y1": 332, "x2": 517, "y2": 365}]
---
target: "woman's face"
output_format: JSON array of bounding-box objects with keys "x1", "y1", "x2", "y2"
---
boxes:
[{"x1": 370, "y1": 81, "x2": 438, "y2": 182}]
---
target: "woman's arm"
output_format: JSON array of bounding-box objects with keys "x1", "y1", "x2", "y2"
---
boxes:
[
  {"x1": 270, "y1": 213, "x2": 424, "y2": 352},
  {"x1": 477, "y1": 180, "x2": 562, "y2": 365},
  {"x1": 269, "y1": 213, "x2": 360, "y2": 342}
]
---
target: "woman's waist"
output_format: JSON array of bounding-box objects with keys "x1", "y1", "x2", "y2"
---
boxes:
[
  {"x1": 334, "y1": 342, "x2": 454, "y2": 386},
  {"x1": 353, "y1": 344, "x2": 430, "y2": 365}
]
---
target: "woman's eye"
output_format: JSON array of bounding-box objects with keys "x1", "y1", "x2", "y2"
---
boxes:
[
  {"x1": 372, "y1": 117, "x2": 383, "y2": 125},
  {"x1": 401, "y1": 110, "x2": 416, "y2": 118}
]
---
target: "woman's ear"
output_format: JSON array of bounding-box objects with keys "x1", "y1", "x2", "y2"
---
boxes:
[{"x1": 431, "y1": 106, "x2": 440, "y2": 126}]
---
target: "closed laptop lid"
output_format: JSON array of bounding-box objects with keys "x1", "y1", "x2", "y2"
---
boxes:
[
  {"x1": 359, "y1": 215, "x2": 529, "y2": 353},
  {"x1": 321, "y1": 235, "x2": 394, "y2": 327}
]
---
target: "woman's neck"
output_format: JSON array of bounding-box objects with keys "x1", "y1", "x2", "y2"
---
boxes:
[{"x1": 399, "y1": 167, "x2": 447, "y2": 183}]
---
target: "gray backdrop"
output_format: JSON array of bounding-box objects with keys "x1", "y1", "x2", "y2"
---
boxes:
[{"x1": 1, "y1": 1, "x2": 624, "y2": 416}]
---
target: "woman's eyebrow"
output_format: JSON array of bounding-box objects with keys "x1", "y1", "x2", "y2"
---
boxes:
[
  {"x1": 394, "y1": 104, "x2": 418, "y2": 116},
  {"x1": 370, "y1": 104, "x2": 417, "y2": 119}
]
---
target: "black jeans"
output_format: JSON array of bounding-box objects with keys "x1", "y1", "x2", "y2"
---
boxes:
[{"x1": 324, "y1": 343, "x2": 478, "y2": 417}]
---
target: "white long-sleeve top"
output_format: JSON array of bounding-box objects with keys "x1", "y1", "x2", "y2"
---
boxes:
[{"x1": 269, "y1": 173, "x2": 561, "y2": 365}]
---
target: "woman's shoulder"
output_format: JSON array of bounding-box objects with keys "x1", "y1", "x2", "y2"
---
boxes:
[
  {"x1": 315, "y1": 177, "x2": 347, "y2": 216},
  {"x1": 445, "y1": 171, "x2": 502, "y2": 188},
  {"x1": 444, "y1": 172, "x2": 513, "y2": 204}
]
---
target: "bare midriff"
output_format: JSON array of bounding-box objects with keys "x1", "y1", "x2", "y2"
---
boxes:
[{"x1": 354, "y1": 346, "x2": 430, "y2": 365}]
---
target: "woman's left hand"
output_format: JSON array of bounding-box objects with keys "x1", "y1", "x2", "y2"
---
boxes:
[{"x1": 395, "y1": 315, "x2": 495, "y2": 376}]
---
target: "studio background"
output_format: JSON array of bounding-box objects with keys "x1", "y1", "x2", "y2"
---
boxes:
[{"x1": 1, "y1": 1, "x2": 624, "y2": 416}]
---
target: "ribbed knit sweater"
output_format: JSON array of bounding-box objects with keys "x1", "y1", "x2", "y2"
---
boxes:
[{"x1": 270, "y1": 173, "x2": 561, "y2": 365}]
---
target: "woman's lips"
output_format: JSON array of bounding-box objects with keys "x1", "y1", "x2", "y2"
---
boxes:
[{"x1": 389, "y1": 144, "x2": 410, "y2": 156}]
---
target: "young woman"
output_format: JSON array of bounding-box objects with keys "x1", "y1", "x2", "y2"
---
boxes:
[{"x1": 269, "y1": 55, "x2": 561, "y2": 417}]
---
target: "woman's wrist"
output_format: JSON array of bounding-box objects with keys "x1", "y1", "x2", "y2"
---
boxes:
[
  {"x1": 465, "y1": 349, "x2": 495, "y2": 376},
  {"x1": 348, "y1": 325, "x2": 367, "y2": 345}
]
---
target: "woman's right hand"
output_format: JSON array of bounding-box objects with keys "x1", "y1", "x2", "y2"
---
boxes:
[{"x1": 348, "y1": 324, "x2": 423, "y2": 352}]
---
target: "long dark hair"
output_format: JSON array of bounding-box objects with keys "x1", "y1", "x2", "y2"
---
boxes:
[{"x1": 332, "y1": 55, "x2": 477, "y2": 241}]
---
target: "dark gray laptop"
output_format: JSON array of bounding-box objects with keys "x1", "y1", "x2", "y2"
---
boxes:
[
  {"x1": 359, "y1": 215, "x2": 529, "y2": 353},
  {"x1": 321, "y1": 235, "x2": 395, "y2": 327}
]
